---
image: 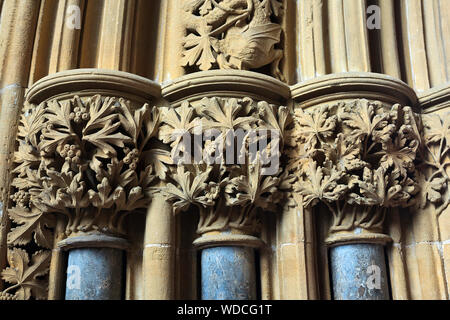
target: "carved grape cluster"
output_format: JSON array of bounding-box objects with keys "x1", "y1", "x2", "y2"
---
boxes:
[
  {"x1": 123, "y1": 147, "x2": 139, "y2": 170},
  {"x1": 58, "y1": 143, "x2": 81, "y2": 164},
  {"x1": 0, "y1": 292, "x2": 17, "y2": 300},
  {"x1": 69, "y1": 105, "x2": 89, "y2": 123},
  {"x1": 10, "y1": 190, "x2": 30, "y2": 208}
]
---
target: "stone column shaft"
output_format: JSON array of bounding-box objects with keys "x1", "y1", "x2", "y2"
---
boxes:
[{"x1": 201, "y1": 246, "x2": 256, "y2": 300}]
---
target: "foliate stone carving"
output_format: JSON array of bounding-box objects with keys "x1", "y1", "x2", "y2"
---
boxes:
[
  {"x1": 0, "y1": 249, "x2": 50, "y2": 300},
  {"x1": 11, "y1": 95, "x2": 167, "y2": 236},
  {"x1": 415, "y1": 113, "x2": 450, "y2": 215},
  {"x1": 161, "y1": 96, "x2": 290, "y2": 235},
  {"x1": 182, "y1": 0, "x2": 285, "y2": 81},
  {"x1": 287, "y1": 99, "x2": 421, "y2": 238},
  {"x1": 1, "y1": 95, "x2": 169, "y2": 299}
]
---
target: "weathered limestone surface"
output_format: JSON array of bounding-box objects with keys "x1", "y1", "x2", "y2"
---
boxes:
[{"x1": 0, "y1": 0, "x2": 448, "y2": 300}]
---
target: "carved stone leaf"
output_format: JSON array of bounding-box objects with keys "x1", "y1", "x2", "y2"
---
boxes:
[
  {"x1": 7, "y1": 206, "x2": 54, "y2": 249},
  {"x1": 83, "y1": 95, "x2": 118, "y2": 132},
  {"x1": 416, "y1": 173, "x2": 447, "y2": 208},
  {"x1": 12, "y1": 143, "x2": 41, "y2": 178},
  {"x1": 181, "y1": 22, "x2": 218, "y2": 71},
  {"x1": 163, "y1": 166, "x2": 215, "y2": 214},
  {"x1": 340, "y1": 99, "x2": 389, "y2": 141},
  {"x1": 324, "y1": 134, "x2": 365, "y2": 172},
  {"x1": 44, "y1": 170, "x2": 89, "y2": 209},
  {"x1": 88, "y1": 177, "x2": 114, "y2": 209},
  {"x1": 257, "y1": 102, "x2": 292, "y2": 143},
  {"x1": 225, "y1": 161, "x2": 280, "y2": 211},
  {"x1": 142, "y1": 148, "x2": 173, "y2": 181},
  {"x1": 11, "y1": 167, "x2": 41, "y2": 190},
  {"x1": 66, "y1": 171, "x2": 89, "y2": 207},
  {"x1": 159, "y1": 101, "x2": 196, "y2": 146},
  {"x1": 39, "y1": 100, "x2": 75, "y2": 153},
  {"x1": 1, "y1": 249, "x2": 51, "y2": 300},
  {"x1": 83, "y1": 120, "x2": 132, "y2": 157},
  {"x1": 17, "y1": 103, "x2": 46, "y2": 147},
  {"x1": 125, "y1": 186, "x2": 147, "y2": 211},
  {"x1": 142, "y1": 106, "x2": 161, "y2": 145},
  {"x1": 118, "y1": 99, "x2": 147, "y2": 143},
  {"x1": 201, "y1": 97, "x2": 258, "y2": 131},
  {"x1": 295, "y1": 105, "x2": 336, "y2": 150},
  {"x1": 297, "y1": 161, "x2": 347, "y2": 207},
  {"x1": 119, "y1": 101, "x2": 160, "y2": 148},
  {"x1": 422, "y1": 113, "x2": 450, "y2": 155},
  {"x1": 380, "y1": 133, "x2": 416, "y2": 178},
  {"x1": 349, "y1": 167, "x2": 385, "y2": 206}
]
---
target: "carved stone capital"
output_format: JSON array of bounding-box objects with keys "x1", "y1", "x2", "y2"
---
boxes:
[
  {"x1": 8, "y1": 69, "x2": 166, "y2": 243},
  {"x1": 161, "y1": 70, "x2": 290, "y2": 240},
  {"x1": 288, "y1": 73, "x2": 421, "y2": 245}
]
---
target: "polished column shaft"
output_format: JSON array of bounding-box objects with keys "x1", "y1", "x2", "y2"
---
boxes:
[
  {"x1": 65, "y1": 247, "x2": 124, "y2": 300},
  {"x1": 201, "y1": 246, "x2": 256, "y2": 300},
  {"x1": 330, "y1": 243, "x2": 389, "y2": 300}
]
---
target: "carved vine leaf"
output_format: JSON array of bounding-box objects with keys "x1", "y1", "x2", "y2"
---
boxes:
[
  {"x1": 416, "y1": 112, "x2": 450, "y2": 214},
  {"x1": 7, "y1": 207, "x2": 55, "y2": 249},
  {"x1": 423, "y1": 113, "x2": 450, "y2": 146},
  {"x1": 339, "y1": 99, "x2": 391, "y2": 142},
  {"x1": 379, "y1": 130, "x2": 417, "y2": 178},
  {"x1": 17, "y1": 103, "x2": 46, "y2": 147},
  {"x1": 1, "y1": 249, "x2": 51, "y2": 300},
  {"x1": 257, "y1": 102, "x2": 292, "y2": 150},
  {"x1": 141, "y1": 148, "x2": 173, "y2": 181},
  {"x1": 295, "y1": 105, "x2": 337, "y2": 151},
  {"x1": 324, "y1": 133, "x2": 366, "y2": 172},
  {"x1": 296, "y1": 161, "x2": 347, "y2": 207},
  {"x1": 422, "y1": 113, "x2": 450, "y2": 163},
  {"x1": 349, "y1": 167, "x2": 387, "y2": 206},
  {"x1": 39, "y1": 99, "x2": 75, "y2": 154},
  {"x1": 181, "y1": 22, "x2": 219, "y2": 71},
  {"x1": 416, "y1": 173, "x2": 447, "y2": 209},
  {"x1": 83, "y1": 120, "x2": 131, "y2": 158},
  {"x1": 224, "y1": 159, "x2": 280, "y2": 211},
  {"x1": 163, "y1": 165, "x2": 216, "y2": 214},
  {"x1": 11, "y1": 143, "x2": 41, "y2": 180},
  {"x1": 200, "y1": 97, "x2": 258, "y2": 132},
  {"x1": 159, "y1": 101, "x2": 197, "y2": 147}
]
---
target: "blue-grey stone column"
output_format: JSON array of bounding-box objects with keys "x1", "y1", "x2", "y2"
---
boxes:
[
  {"x1": 195, "y1": 233, "x2": 262, "y2": 300},
  {"x1": 65, "y1": 247, "x2": 124, "y2": 300},
  {"x1": 58, "y1": 234, "x2": 128, "y2": 300},
  {"x1": 201, "y1": 246, "x2": 256, "y2": 300},
  {"x1": 330, "y1": 243, "x2": 389, "y2": 300}
]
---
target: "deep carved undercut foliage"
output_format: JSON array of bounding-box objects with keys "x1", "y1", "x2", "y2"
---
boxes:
[
  {"x1": 416, "y1": 113, "x2": 450, "y2": 215},
  {"x1": 2, "y1": 94, "x2": 169, "y2": 299},
  {"x1": 161, "y1": 96, "x2": 289, "y2": 235},
  {"x1": 287, "y1": 99, "x2": 421, "y2": 235}
]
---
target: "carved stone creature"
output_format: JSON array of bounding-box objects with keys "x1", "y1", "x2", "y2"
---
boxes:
[{"x1": 182, "y1": 0, "x2": 285, "y2": 81}]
